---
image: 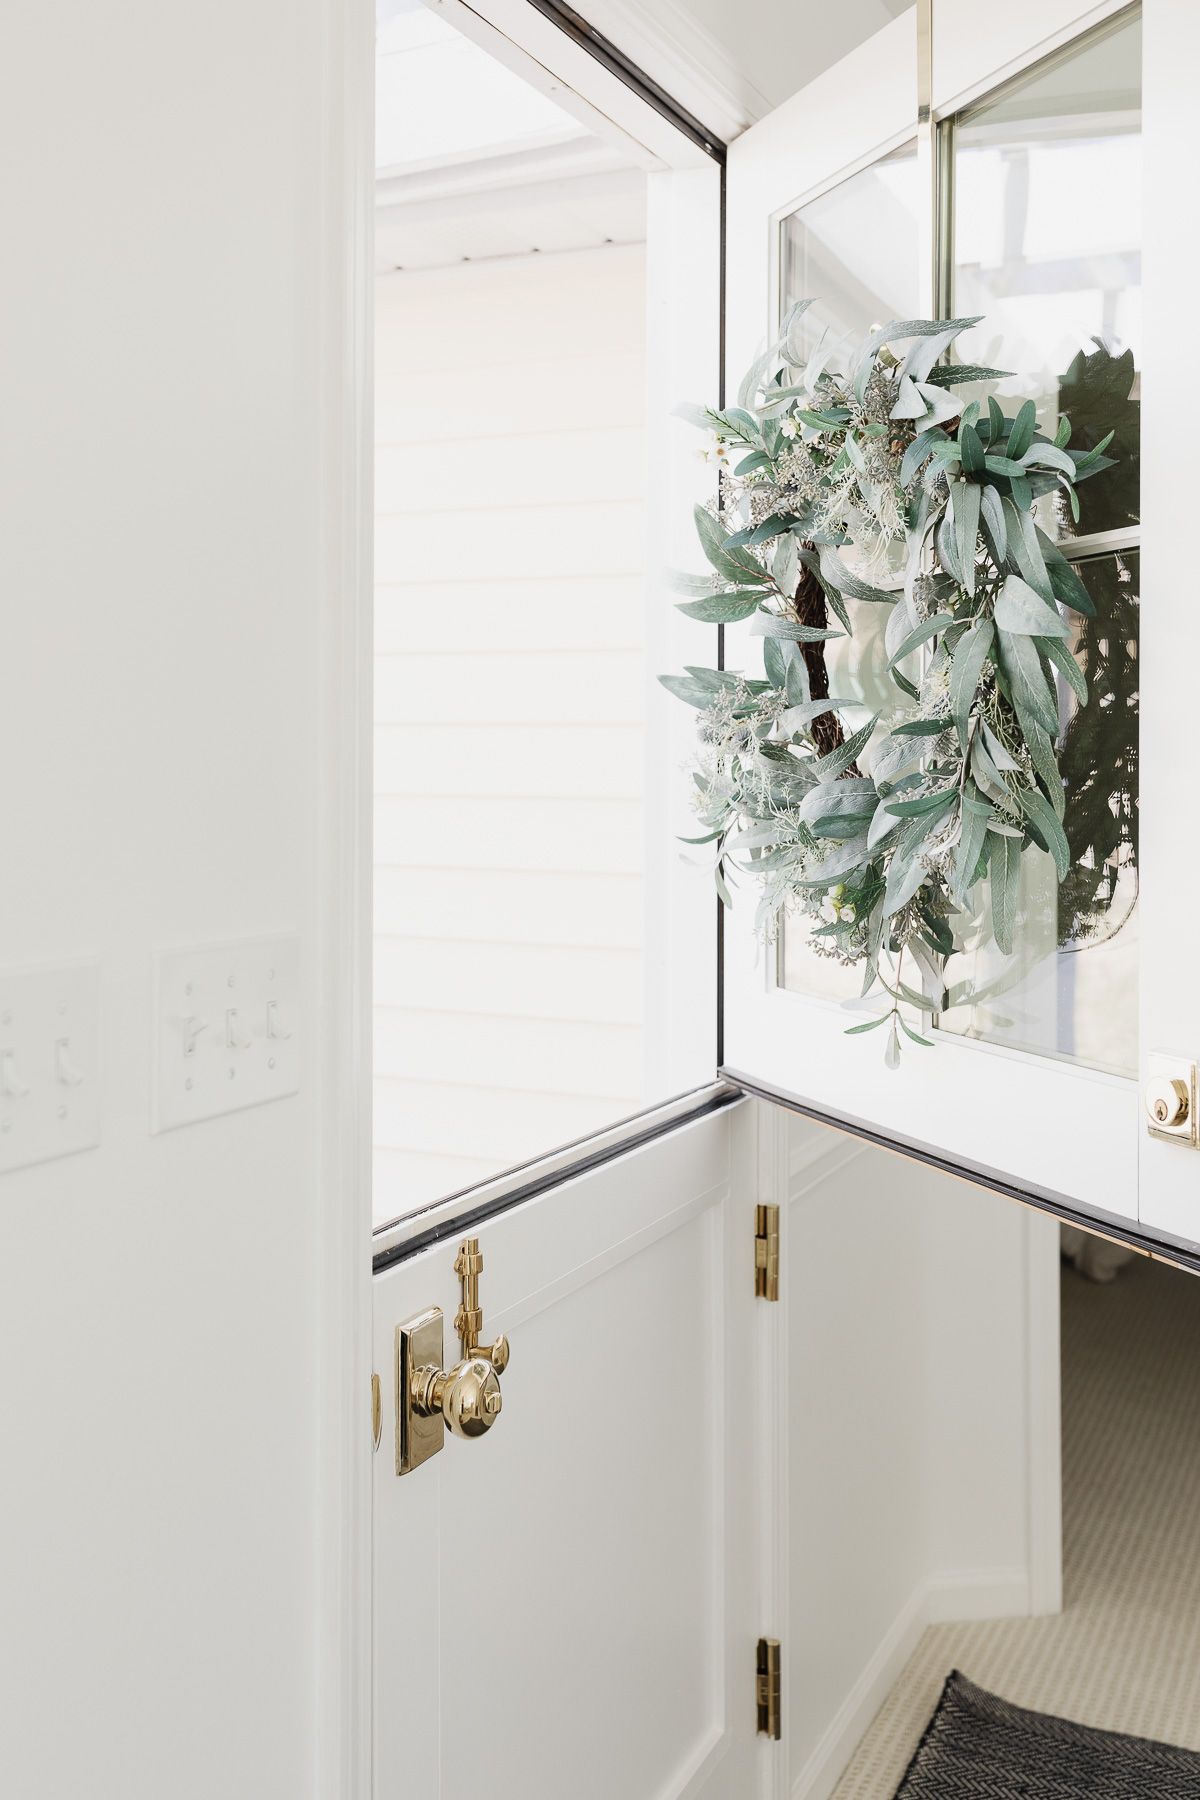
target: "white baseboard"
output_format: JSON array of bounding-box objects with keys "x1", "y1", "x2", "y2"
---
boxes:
[
  {"x1": 789, "y1": 1567, "x2": 1032, "y2": 1800},
  {"x1": 788, "y1": 1583, "x2": 929, "y2": 1800},
  {"x1": 925, "y1": 1566, "x2": 1031, "y2": 1623}
]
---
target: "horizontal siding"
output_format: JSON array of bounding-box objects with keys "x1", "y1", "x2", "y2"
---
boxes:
[
  {"x1": 375, "y1": 244, "x2": 646, "y2": 372},
  {"x1": 375, "y1": 498, "x2": 644, "y2": 584},
  {"x1": 374, "y1": 868, "x2": 642, "y2": 948},
  {"x1": 375, "y1": 796, "x2": 642, "y2": 873},
  {"x1": 376, "y1": 351, "x2": 643, "y2": 441},
  {"x1": 375, "y1": 723, "x2": 642, "y2": 799},
  {"x1": 376, "y1": 937, "x2": 641, "y2": 1024},
  {"x1": 377, "y1": 426, "x2": 643, "y2": 512},
  {"x1": 375, "y1": 651, "x2": 644, "y2": 726},
  {"x1": 376, "y1": 574, "x2": 644, "y2": 654},
  {"x1": 374, "y1": 1078, "x2": 637, "y2": 1162},
  {"x1": 374, "y1": 1147, "x2": 498, "y2": 1210},
  {"x1": 374, "y1": 242, "x2": 648, "y2": 1222},
  {"x1": 375, "y1": 1009, "x2": 640, "y2": 1096}
]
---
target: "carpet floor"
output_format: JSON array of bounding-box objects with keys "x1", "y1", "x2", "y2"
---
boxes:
[{"x1": 832, "y1": 1251, "x2": 1200, "y2": 1798}]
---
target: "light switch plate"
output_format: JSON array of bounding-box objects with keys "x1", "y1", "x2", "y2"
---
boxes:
[
  {"x1": 0, "y1": 959, "x2": 100, "y2": 1175},
  {"x1": 152, "y1": 935, "x2": 300, "y2": 1132}
]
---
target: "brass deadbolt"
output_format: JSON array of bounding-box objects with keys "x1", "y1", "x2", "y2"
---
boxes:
[
  {"x1": 1147, "y1": 1078, "x2": 1189, "y2": 1129},
  {"x1": 1145, "y1": 1056, "x2": 1199, "y2": 1146}
]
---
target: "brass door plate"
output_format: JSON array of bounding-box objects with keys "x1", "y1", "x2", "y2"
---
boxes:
[
  {"x1": 1145, "y1": 1053, "x2": 1197, "y2": 1146},
  {"x1": 396, "y1": 1306, "x2": 444, "y2": 1476}
]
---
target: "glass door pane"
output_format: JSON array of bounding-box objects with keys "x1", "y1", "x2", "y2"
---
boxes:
[
  {"x1": 938, "y1": 12, "x2": 1141, "y2": 1073},
  {"x1": 776, "y1": 141, "x2": 921, "y2": 1000}
]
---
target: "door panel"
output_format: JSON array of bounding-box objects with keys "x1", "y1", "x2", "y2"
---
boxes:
[
  {"x1": 720, "y1": 0, "x2": 1143, "y2": 1229},
  {"x1": 372, "y1": 1107, "x2": 761, "y2": 1798}
]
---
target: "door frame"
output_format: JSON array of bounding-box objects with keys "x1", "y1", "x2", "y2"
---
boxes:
[{"x1": 323, "y1": 5, "x2": 732, "y2": 1794}]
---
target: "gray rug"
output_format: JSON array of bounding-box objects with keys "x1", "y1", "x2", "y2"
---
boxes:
[{"x1": 894, "y1": 1670, "x2": 1200, "y2": 1797}]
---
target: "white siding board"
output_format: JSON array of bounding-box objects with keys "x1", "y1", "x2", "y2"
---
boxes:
[
  {"x1": 374, "y1": 868, "x2": 642, "y2": 948},
  {"x1": 375, "y1": 575, "x2": 644, "y2": 654},
  {"x1": 375, "y1": 937, "x2": 641, "y2": 1024},
  {"x1": 377, "y1": 427, "x2": 643, "y2": 512},
  {"x1": 375, "y1": 652, "x2": 644, "y2": 725},
  {"x1": 374, "y1": 1009, "x2": 640, "y2": 1095},
  {"x1": 376, "y1": 352, "x2": 643, "y2": 441},
  {"x1": 375, "y1": 723, "x2": 642, "y2": 798},
  {"x1": 374, "y1": 243, "x2": 650, "y2": 1220},
  {"x1": 375, "y1": 796, "x2": 642, "y2": 873},
  {"x1": 375, "y1": 499, "x2": 644, "y2": 583},
  {"x1": 374, "y1": 1079, "x2": 637, "y2": 1162}
]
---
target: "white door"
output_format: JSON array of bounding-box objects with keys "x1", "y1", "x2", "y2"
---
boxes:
[
  {"x1": 717, "y1": 0, "x2": 1192, "y2": 1249},
  {"x1": 372, "y1": 1103, "x2": 765, "y2": 1799},
  {"x1": 370, "y1": 2, "x2": 1198, "y2": 1796}
]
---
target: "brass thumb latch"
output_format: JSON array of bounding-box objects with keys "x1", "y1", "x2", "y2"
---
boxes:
[{"x1": 395, "y1": 1237, "x2": 512, "y2": 1477}]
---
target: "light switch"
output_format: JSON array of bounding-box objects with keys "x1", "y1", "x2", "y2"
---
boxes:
[
  {"x1": 0, "y1": 960, "x2": 100, "y2": 1175},
  {"x1": 152, "y1": 935, "x2": 300, "y2": 1132}
]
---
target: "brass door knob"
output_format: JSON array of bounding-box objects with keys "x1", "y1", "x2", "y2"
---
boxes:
[
  {"x1": 1145, "y1": 1075, "x2": 1190, "y2": 1130},
  {"x1": 412, "y1": 1356, "x2": 503, "y2": 1440}
]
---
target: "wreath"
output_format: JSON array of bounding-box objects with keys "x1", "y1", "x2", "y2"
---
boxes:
[{"x1": 664, "y1": 304, "x2": 1119, "y2": 1061}]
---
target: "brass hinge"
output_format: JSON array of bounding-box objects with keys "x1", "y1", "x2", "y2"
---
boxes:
[
  {"x1": 756, "y1": 1636, "x2": 781, "y2": 1739},
  {"x1": 755, "y1": 1204, "x2": 780, "y2": 1301}
]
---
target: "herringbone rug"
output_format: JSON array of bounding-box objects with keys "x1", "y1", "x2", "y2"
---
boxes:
[
  {"x1": 833, "y1": 1253, "x2": 1200, "y2": 1797},
  {"x1": 894, "y1": 1668, "x2": 1200, "y2": 1796}
]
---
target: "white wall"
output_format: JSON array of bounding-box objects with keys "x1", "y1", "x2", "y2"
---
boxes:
[
  {"x1": 0, "y1": 3, "x2": 354, "y2": 1795},
  {"x1": 374, "y1": 244, "x2": 650, "y2": 1220}
]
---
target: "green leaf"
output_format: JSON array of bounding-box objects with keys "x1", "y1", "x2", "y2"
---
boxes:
[
  {"x1": 959, "y1": 421, "x2": 984, "y2": 473},
  {"x1": 762, "y1": 636, "x2": 789, "y2": 688},
  {"x1": 693, "y1": 504, "x2": 771, "y2": 587},
  {"x1": 993, "y1": 574, "x2": 1070, "y2": 640},
  {"x1": 988, "y1": 832, "x2": 1020, "y2": 955},
  {"x1": 1010, "y1": 474, "x2": 1032, "y2": 512},
  {"x1": 984, "y1": 455, "x2": 1027, "y2": 478},
  {"x1": 1001, "y1": 500, "x2": 1054, "y2": 602},
  {"x1": 885, "y1": 787, "x2": 957, "y2": 819},
  {"x1": 949, "y1": 618, "x2": 995, "y2": 750},
  {"x1": 817, "y1": 546, "x2": 898, "y2": 604},
  {"x1": 897, "y1": 1016, "x2": 934, "y2": 1047},
  {"x1": 676, "y1": 592, "x2": 762, "y2": 623},
  {"x1": 844, "y1": 1012, "x2": 892, "y2": 1035},
  {"x1": 926, "y1": 364, "x2": 1012, "y2": 387},
  {"x1": 951, "y1": 796, "x2": 988, "y2": 905},
  {"x1": 890, "y1": 717, "x2": 949, "y2": 737},
  {"x1": 901, "y1": 426, "x2": 947, "y2": 487},
  {"x1": 1019, "y1": 787, "x2": 1070, "y2": 881},
  {"x1": 751, "y1": 613, "x2": 844, "y2": 642},
  {"x1": 658, "y1": 673, "x2": 726, "y2": 709},
  {"x1": 1037, "y1": 533, "x2": 1094, "y2": 616},
  {"x1": 997, "y1": 628, "x2": 1059, "y2": 735},
  {"x1": 1006, "y1": 399, "x2": 1038, "y2": 461},
  {"x1": 1025, "y1": 720, "x2": 1065, "y2": 817},
  {"x1": 887, "y1": 610, "x2": 956, "y2": 670},
  {"x1": 953, "y1": 480, "x2": 982, "y2": 596},
  {"x1": 812, "y1": 714, "x2": 878, "y2": 780},
  {"x1": 1021, "y1": 441, "x2": 1075, "y2": 478},
  {"x1": 980, "y1": 485, "x2": 1007, "y2": 561},
  {"x1": 1043, "y1": 637, "x2": 1088, "y2": 706},
  {"x1": 883, "y1": 850, "x2": 929, "y2": 918}
]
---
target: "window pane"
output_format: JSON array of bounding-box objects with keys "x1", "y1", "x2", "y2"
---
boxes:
[
  {"x1": 777, "y1": 143, "x2": 920, "y2": 1000},
  {"x1": 940, "y1": 18, "x2": 1141, "y2": 1073},
  {"x1": 953, "y1": 14, "x2": 1141, "y2": 541},
  {"x1": 938, "y1": 550, "x2": 1139, "y2": 1075},
  {"x1": 373, "y1": 3, "x2": 717, "y2": 1227}
]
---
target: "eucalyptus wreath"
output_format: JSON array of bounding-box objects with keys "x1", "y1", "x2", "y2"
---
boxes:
[{"x1": 664, "y1": 304, "x2": 1119, "y2": 1060}]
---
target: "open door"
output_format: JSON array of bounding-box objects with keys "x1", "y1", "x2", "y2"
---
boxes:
[
  {"x1": 369, "y1": 2, "x2": 1200, "y2": 1796},
  {"x1": 719, "y1": 1, "x2": 1174, "y2": 1247}
]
